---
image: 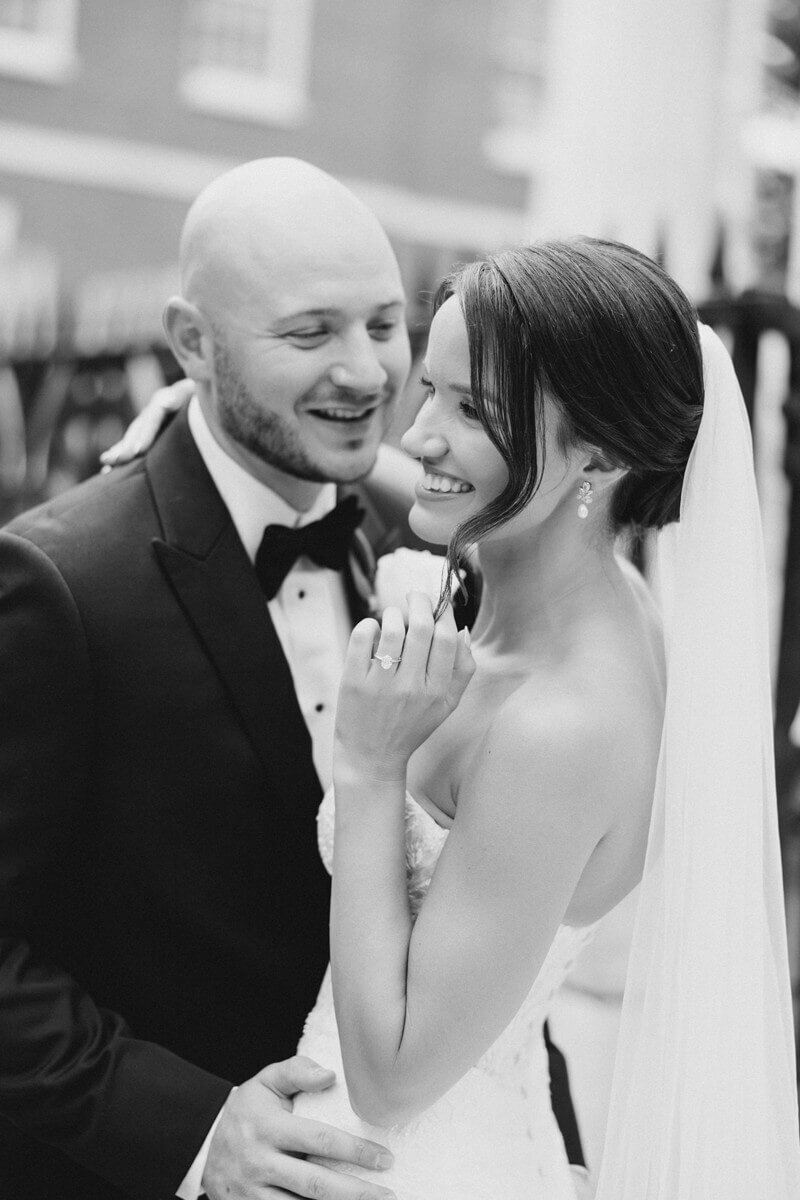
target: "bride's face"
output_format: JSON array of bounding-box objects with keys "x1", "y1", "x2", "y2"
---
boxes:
[{"x1": 401, "y1": 296, "x2": 577, "y2": 546}]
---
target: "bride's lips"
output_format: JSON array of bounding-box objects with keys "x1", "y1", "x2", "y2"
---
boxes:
[{"x1": 415, "y1": 466, "x2": 475, "y2": 500}]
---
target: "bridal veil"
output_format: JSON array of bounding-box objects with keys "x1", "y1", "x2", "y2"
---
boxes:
[{"x1": 594, "y1": 325, "x2": 800, "y2": 1197}]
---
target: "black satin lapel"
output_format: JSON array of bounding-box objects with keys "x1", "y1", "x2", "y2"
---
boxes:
[
  {"x1": 343, "y1": 549, "x2": 374, "y2": 624},
  {"x1": 344, "y1": 483, "x2": 403, "y2": 559},
  {"x1": 152, "y1": 524, "x2": 321, "y2": 819},
  {"x1": 340, "y1": 484, "x2": 389, "y2": 625}
]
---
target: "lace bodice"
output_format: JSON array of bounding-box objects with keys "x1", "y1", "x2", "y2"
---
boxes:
[
  {"x1": 295, "y1": 788, "x2": 595, "y2": 1198},
  {"x1": 315, "y1": 784, "x2": 447, "y2": 914},
  {"x1": 314, "y1": 787, "x2": 596, "y2": 1084}
]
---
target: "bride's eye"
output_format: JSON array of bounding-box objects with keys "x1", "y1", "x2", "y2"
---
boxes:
[
  {"x1": 419, "y1": 375, "x2": 435, "y2": 399},
  {"x1": 459, "y1": 400, "x2": 481, "y2": 421}
]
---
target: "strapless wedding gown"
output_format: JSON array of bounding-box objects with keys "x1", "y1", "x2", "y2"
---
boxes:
[{"x1": 294, "y1": 790, "x2": 597, "y2": 1199}]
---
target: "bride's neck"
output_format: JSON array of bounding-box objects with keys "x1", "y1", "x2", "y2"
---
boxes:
[{"x1": 471, "y1": 523, "x2": 621, "y2": 654}]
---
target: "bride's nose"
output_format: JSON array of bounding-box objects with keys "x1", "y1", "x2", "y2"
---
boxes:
[{"x1": 401, "y1": 409, "x2": 448, "y2": 461}]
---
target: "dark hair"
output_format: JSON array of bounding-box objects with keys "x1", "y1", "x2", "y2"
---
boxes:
[{"x1": 434, "y1": 238, "x2": 704, "y2": 588}]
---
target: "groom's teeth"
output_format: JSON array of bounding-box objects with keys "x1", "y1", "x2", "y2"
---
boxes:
[
  {"x1": 312, "y1": 407, "x2": 374, "y2": 421},
  {"x1": 422, "y1": 472, "x2": 473, "y2": 494}
]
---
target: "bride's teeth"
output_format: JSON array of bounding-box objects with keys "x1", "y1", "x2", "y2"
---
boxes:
[{"x1": 422, "y1": 472, "x2": 472, "y2": 494}]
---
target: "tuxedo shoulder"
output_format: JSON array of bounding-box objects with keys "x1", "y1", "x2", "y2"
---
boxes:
[{"x1": 3, "y1": 459, "x2": 151, "y2": 563}]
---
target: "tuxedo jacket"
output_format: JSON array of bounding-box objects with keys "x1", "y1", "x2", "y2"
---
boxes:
[{"x1": 0, "y1": 408, "x2": 581, "y2": 1200}]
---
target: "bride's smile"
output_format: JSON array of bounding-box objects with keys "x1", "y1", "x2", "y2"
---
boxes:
[{"x1": 401, "y1": 294, "x2": 596, "y2": 554}]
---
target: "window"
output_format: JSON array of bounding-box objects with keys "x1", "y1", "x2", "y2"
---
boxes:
[
  {"x1": 484, "y1": 0, "x2": 550, "y2": 176},
  {"x1": 0, "y1": 0, "x2": 79, "y2": 83},
  {"x1": 179, "y1": 0, "x2": 314, "y2": 127}
]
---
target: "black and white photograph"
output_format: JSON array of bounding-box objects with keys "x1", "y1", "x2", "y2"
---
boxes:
[{"x1": 0, "y1": 3, "x2": 799, "y2": 1198}]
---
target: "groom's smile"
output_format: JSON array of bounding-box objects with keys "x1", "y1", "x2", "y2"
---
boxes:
[
  {"x1": 206, "y1": 272, "x2": 410, "y2": 508},
  {"x1": 169, "y1": 167, "x2": 412, "y2": 512}
]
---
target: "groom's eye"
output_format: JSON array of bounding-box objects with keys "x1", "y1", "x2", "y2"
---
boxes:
[
  {"x1": 368, "y1": 320, "x2": 399, "y2": 340},
  {"x1": 286, "y1": 328, "x2": 328, "y2": 345}
]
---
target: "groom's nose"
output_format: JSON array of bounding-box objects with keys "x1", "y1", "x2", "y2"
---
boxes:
[{"x1": 329, "y1": 328, "x2": 388, "y2": 395}]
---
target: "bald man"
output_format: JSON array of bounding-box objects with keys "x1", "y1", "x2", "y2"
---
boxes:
[
  {"x1": 0, "y1": 159, "x2": 583, "y2": 1200},
  {"x1": 0, "y1": 159, "x2": 415, "y2": 1200}
]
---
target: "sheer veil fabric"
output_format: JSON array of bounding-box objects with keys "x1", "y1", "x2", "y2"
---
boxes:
[{"x1": 594, "y1": 325, "x2": 800, "y2": 1198}]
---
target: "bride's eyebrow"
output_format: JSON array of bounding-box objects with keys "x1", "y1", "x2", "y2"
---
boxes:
[{"x1": 419, "y1": 367, "x2": 474, "y2": 397}]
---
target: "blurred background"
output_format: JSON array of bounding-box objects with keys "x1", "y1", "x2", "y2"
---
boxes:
[{"x1": 1, "y1": 0, "x2": 799, "y2": 1168}]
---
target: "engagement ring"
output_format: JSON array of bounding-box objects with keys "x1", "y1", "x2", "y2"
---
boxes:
[{"x1": 372, "y1": 653, "x2": 402, "y2": 670}]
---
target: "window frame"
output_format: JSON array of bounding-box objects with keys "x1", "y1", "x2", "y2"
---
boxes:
[
  {"x1": 179, "y1": 0, "x2": 314, "y2": 127},
  {"x1": 484, "y1": 0, "x2": 550, "y2": 176},
  {"x1": 0, "y1": 0, "x2": 80, "y2": 85}
]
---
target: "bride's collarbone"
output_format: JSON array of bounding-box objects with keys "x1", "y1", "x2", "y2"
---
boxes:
[
  {"x1": 406, "y1": 669, "x2": 530, "y2": 823},
  {"x1": 406, "y1": 656, "x2": 560, "y2": 815},
  {"x1": 408, "y1": 642, "x2": 661, "y2": 847}
]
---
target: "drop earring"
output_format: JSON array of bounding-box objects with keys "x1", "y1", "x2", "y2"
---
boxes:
[{"x1": 577, "y1": 481, "x2": 594, "y2": 519}]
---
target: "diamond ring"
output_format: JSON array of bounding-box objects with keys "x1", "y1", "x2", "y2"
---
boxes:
[{"x1": 372, "y1": 653, "x2": 402, "y2": 671}]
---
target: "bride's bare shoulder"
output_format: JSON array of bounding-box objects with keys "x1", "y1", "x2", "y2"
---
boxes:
[
  {"x1": 471, "y1": 618, "x2": 661, "y2": 823},
  {"x1": 451, "y1": 680, "x2": 623, "y2": 870}
]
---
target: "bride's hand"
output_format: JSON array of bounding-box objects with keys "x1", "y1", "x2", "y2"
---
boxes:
[
  {"x1": 334, "y1": 593, "x2": 475, "y2": 784},
  {"x1": 100, "y1": 378, "x2": 195, "y2": 469}
]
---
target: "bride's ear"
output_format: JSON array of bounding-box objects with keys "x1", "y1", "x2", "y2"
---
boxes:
[
  {"x1": 580, "y1": 449, "x2": 628, "y2": 495},
  {"x1": 162, "y1": 297, "x2": 214, "y2": 383},
  {"x1": 582, "y1": 451, "x2": 623, "y2": 482}
]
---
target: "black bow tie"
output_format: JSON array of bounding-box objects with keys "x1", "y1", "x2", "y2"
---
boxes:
[{"x1": 254, "y1": 495, "x2": 365, "y2": 600}]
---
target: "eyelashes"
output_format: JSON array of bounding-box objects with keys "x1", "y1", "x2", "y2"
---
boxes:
[{"x1": 419, "y1": 376, "x2": 481, "y2": 422}]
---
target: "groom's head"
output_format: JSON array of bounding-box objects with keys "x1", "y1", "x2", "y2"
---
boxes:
[{"x1": 163, "y1": 158, "x2": 411, "y2": 509}]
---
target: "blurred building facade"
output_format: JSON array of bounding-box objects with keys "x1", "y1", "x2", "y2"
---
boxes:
[
  {"x1": 0, "y1": 0, "x2": 535, "y2": 361},
  {"x1": 0, "y1": 0, "x2": 552, "y2": 506},
  {"x1": 523, "y1": 0, "x2": 768, "y2": 296}
]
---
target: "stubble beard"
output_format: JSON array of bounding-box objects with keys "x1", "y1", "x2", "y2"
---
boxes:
[{"x1": 212, "y1": 338, "x2": 381, "y2": 484}]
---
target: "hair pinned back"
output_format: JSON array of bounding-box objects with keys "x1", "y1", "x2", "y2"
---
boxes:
[{"x1": 433, "y1": 238, "x2": 704, "y2": 610}]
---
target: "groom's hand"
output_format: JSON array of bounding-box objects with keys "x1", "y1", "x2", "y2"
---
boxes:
[{"x1": 201, "y1": 1055, "x2": 396, "y2": 1199}]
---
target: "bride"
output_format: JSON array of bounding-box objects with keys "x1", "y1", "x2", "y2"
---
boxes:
[
  {"x1": 112, "y1": 237, "x2": 800, "y2": 1198},
  {"x1": 294, "y1": 238, "x2": 800, "y2": 1199}
]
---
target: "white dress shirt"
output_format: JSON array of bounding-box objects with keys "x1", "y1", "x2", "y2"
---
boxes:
[
  {"x1": 177, "y1": 397, "x2": 353, "y2": 1198},
  {"x1": 188, "y1": 396, "x2": 351, "y2": 790}
]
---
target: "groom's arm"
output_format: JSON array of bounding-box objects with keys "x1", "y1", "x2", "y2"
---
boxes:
[
  {"x1": 0, "y1": 531, "x2": 396, "y2": 1200},
  {"x1": 0, "y1": 532, "x2": 232, "y2": 1198}
]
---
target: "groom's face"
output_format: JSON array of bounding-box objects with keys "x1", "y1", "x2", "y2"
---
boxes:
[{"x1": 206, "y1": 225, "x2": 411, "y2": 496}]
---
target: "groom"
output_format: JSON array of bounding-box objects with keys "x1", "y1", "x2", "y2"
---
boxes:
[{"x1": 0, "y1": 159, "x2": 582, "y2": 1200}]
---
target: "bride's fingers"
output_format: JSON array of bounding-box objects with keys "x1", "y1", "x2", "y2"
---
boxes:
[
  {"x1": 371, "y1": 606, "x2": 406, "y2": 673},
  {"x1": 423, "y1": 601, "x2": 459, "y2": 687},
  {"x1": 345, "y1": 619, "x2": 381, "y2": 680},
  {"x1": 446, "y1": 627, "x2": 475, "y2": 710},
  {"x1": 100, "y1": 379, "x2": 195, "y2": 467},
  {"x1": 398, "y1": 592, "x2": 435, "y2": 676}
]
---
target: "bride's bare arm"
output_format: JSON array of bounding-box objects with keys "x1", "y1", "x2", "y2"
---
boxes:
[
  {"x1": 100, "y1": 379, "x2": 195, "y2": 467},
  {"x1": 331, "y1": 600, "x2": 619, "y2": 1127},
  {"x1": 364, "y1": 443, "x2": 421, "y2": 506}
]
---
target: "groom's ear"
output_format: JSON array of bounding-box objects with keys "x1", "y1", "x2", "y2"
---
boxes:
[{"x1": 162, "y1": 297, "x2": 214, "y2": 383}]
